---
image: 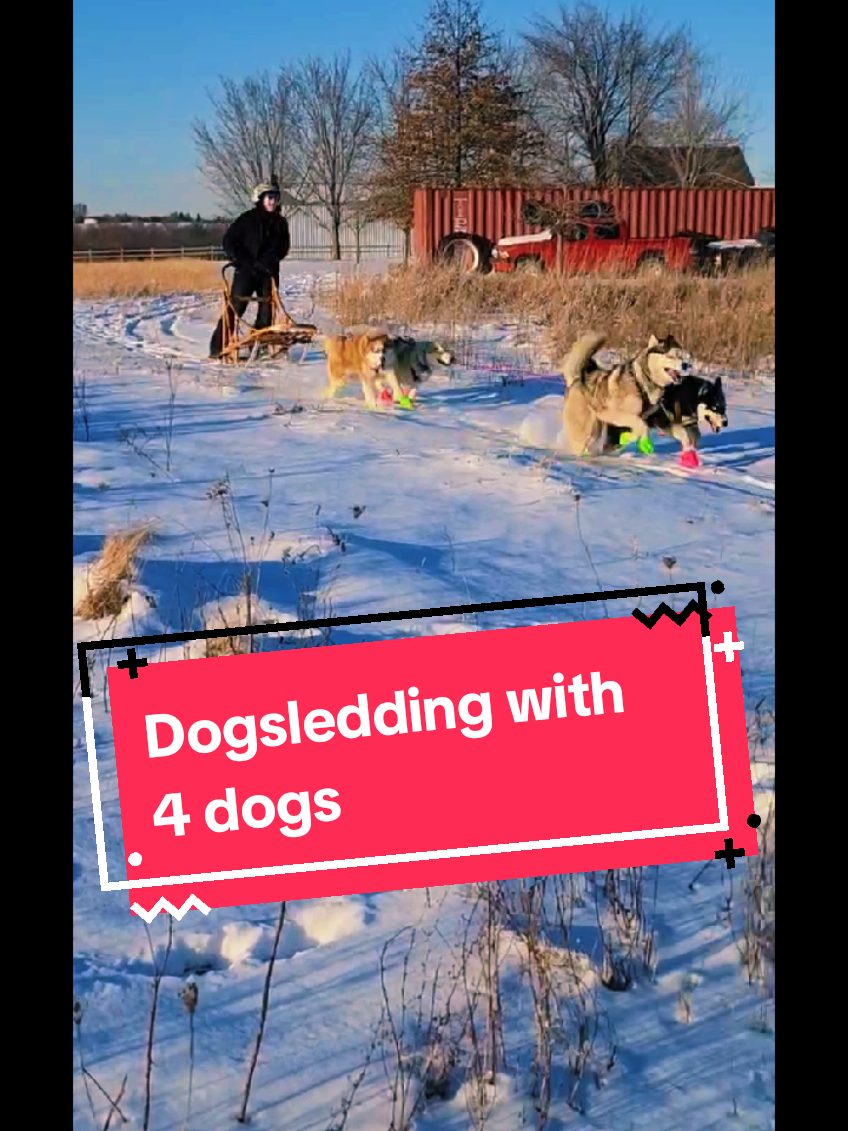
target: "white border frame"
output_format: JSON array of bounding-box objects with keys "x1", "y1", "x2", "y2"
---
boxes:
[{"x1": 85, "y1": 637, "x2": 729, "y2": 891}]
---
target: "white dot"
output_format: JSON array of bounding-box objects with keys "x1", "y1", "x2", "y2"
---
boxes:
[
  {"x1": 553, "y1": 673, "x2": 564, "y2": 683},
  {"x1": 408, "y1": 686, "x2": 419, "y2": 697},
  {"x1": 128, "y1": 852, "x2": 142, "y2": 867}
]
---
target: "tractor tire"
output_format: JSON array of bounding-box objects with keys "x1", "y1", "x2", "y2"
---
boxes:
[{"x1": 437, "y1": 233, "x2": 493, "y2": 274}]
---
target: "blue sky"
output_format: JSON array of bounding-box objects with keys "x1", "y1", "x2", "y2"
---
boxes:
[{"x1": 73, "y1": 0, "x2": 774, "y2": 215}]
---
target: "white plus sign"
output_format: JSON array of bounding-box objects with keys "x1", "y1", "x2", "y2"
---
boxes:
[{"x1": 714, "y1": 631, "x2": 744, "y2": 662}]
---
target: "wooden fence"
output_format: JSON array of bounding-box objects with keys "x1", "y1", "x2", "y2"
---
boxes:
[{"x1": 73, "y1": 244, "x2": 407, "y2": 263}]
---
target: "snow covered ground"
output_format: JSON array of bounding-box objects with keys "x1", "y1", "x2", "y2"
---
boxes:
[{"x1": 73, "y1": 261, "x2": 775, "y2": 1130}]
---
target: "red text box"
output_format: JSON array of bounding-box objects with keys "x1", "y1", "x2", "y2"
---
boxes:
[{"x1": 102, "y1": 606, "x2": 754, "y2": 914}]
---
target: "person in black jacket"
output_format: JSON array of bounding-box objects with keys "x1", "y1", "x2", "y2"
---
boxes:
[{"x1": 209, "y1": 180, "x2": 292, "y2": 358}]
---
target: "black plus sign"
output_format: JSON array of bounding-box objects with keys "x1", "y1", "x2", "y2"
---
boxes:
[
  {"x1": 714, "y1": 838, "x2": 745, "y2": 869},
  {"x1": 117, "y1": 648, "x2": 148, "y2": 679}
]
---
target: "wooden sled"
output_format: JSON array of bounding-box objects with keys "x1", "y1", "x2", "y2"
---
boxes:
[{"x1": 217, "y1": 263, "x2": 317, "y2": 364}]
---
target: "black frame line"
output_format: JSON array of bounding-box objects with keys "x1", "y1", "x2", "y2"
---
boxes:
[{"x1": 76, "y1": 581, "x2": 716, "y2": 697}]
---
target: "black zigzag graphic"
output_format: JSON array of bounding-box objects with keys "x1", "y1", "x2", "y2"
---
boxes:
[{"x1": 632, "y1": 599, "x2": 710, "y2": 630}]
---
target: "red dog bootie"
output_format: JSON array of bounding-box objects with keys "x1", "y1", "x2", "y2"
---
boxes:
[
  {"x1": 680, "y1": 449, "x2": 700, "y2": 469},
  {"x1": 378, "y1": 387, "x2": 394, "y2": 405}
]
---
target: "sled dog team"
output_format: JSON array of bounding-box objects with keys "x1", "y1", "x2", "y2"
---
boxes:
[
  {"x1": 320, "y1": 326, "x2": 727, "y2": 461},
  {"x1": 211, "y1": 180, "x2": 726, "y2": 460},
  {"x1": 322, "y1": 330, "x2": 454, "y2": 411}
]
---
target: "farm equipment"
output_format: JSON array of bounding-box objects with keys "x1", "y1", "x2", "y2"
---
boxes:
[
  {"x1": 699, "y1": 228, "x2": 775, "y2": 273},
  {"x1": 216, "y1": 263, "x2": 317, "y2": 363}
]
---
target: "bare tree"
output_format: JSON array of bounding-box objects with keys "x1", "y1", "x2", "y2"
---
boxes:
[
  {"x1": 295, "y1": 53, "x2": 376, "y2": 260},
  {"x1": 521, "y1": 53, "x2": 585, "y2": 183},
  {"x1": 343, "y1": 198, "x2": 373, "y2": 265},
  {"x1": 366, "y1": 49, "x2": 420, "y2": 262},
  {"x1": 499, "y1": 39, "x2": 551, "y2": 181},
  {"x1": 523, "y1": 2, "x2": 690, "y2": 184},
  {"x1": 641, "y1": 48, "x2": 754, "y2": 186},
  {"x1": 191, "y1": 70, "x2": 310, "y2": 215}
]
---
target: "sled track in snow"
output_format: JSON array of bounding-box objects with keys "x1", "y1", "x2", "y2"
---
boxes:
[
  {"x1": 73, "y1": 292, "x2": 774, "y2": 507},
  {"x1": 72, "y1": 276, "x2": 333, "y2": 371},
  {"x1": 345, "y1": 397, "x2": 776, "y2": 505}
]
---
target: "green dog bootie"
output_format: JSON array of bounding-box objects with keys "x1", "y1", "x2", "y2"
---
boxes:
[
  {"x1": 619, "y1": 431, "x2": 635, "y2": 447},
  {"x1": 637, "y1": 435, "x2": 654, "y2": 455},
  {"x1": 398, "y1": 395, "x2": 413, "y2": 409}
]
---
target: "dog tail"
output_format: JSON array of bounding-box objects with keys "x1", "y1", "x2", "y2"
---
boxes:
[{"x1": 562, "y1": 332, "x2": 607, "y2": 388}]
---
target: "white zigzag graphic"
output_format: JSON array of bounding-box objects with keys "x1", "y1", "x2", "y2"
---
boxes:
[{"x1": 130, "y1": 895, "x2": 212, "y2": 923}]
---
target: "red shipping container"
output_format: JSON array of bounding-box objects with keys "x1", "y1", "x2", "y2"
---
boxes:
[{"x1": 413, "y1": 186, "x2": 775, "y2": 261}]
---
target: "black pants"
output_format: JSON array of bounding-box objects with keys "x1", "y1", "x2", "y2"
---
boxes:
[{"x1": 209, "y1": 268, "x2": 278, "y2": 357}]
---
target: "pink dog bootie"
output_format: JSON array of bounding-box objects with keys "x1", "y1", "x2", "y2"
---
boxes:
[
  {"x1": 680, "y1": 449, "x2": 700, "y2": 469},
  {"x1": 378, "y1": 387, "x2": 394, "y2": 405}
]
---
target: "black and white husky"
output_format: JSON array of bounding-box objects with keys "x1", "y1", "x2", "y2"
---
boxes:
[{"x1": 605, "y1": 373, "x2": 728, "y2": 456}]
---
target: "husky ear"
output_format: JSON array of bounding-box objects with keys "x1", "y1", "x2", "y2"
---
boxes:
[
  {"x1": 715, "y1": 376, "x2": 722, "y2": 390},
  {"x1": 647, "y1": 333, "x2": 660, "y2": 349}
]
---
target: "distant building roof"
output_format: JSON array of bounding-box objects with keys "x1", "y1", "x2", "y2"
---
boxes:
[{"x1": 608, "y1": 144, "x2": 755, "y2": 188}]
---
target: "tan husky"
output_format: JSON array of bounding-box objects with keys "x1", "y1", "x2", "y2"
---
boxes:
[
  {"x1": 561, "y1": 332, "x2": 689, "y2": 455},
  {"x1": 322, "y1": 329, "x2": 391, "y2": 408}
]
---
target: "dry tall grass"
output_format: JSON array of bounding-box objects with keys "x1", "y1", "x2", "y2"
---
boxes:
[
  {"x1": 73, "y1": 257, "x2": 775, "y2": 370},
  {"x1": 331, "y1": 262, "x2": 775, "y2": 372},
  {"x1": 75, "y1": 526, "x2": 151, "y2": 619},
  {"x1": 73, "y1": 259, "x2": 222, "y2": 299}
]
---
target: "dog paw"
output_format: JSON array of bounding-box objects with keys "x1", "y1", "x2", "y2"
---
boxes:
[
  {"x1": 637, "y1": 436, "x2": 654, "y2": 455},
  {"x1": 680, "y1": 450, "x2": 699, "y2": 468}
]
